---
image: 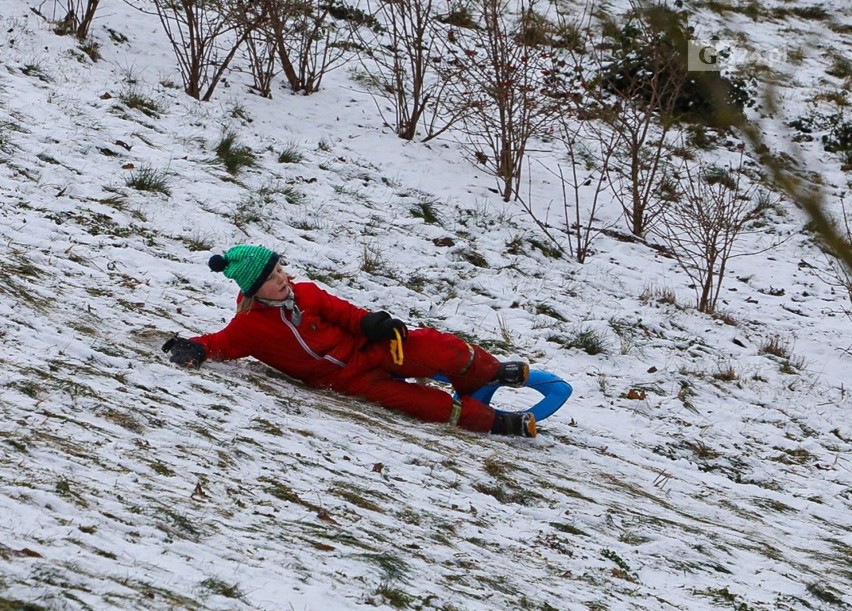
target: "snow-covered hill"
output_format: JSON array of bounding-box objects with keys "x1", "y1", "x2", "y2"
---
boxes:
[{"x1": 1, "y1": 1, "x2": 850, "y2": 609}]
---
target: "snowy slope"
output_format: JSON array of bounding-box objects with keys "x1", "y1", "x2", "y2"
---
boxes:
[{"x1": 1, "y1": 1, "x2": 851, "y2": 610}]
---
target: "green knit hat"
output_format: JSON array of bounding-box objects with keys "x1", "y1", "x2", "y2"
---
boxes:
[{"x1": 208, "y1": 245, "x2": 280, "y2": 297}]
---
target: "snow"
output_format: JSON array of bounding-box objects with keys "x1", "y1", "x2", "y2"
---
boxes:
[{"x1": 1, "y1": 0, "x2": 851, "y2": 610}]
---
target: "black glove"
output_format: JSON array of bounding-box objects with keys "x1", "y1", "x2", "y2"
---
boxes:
[
  {"x1": 162, "y1": 337, "x2": 206, "y2": 368},
  {"x1": 360, "y1": 311, "x2": 408, "y2": 342}
]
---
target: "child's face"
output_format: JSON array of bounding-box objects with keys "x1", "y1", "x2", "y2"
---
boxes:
[{"x1": 255, "y1": 264, "x2": 292, "y2": 301}]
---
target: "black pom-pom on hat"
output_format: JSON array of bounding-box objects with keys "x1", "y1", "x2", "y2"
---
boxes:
[{"x1": 208, "y1": 254, "x2": 228, "y2": 272}]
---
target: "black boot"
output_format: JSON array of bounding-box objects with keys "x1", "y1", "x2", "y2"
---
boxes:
[
  {"x1": 491, "y1": 412, "x2": 537, "y2": 437},
  {"x1": 493, "y1": 361, "x2": 529, "y2": 387}
]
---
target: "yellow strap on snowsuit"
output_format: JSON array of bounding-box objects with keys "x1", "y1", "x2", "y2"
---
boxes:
[{"x1": 389, "y1": 327, "x2": 404, "y2": 365}]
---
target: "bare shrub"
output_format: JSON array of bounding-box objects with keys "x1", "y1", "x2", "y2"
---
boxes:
[
  {"x1": 824, "y1": 200, "x2": 852, "y2": 314},
  {"x1": 643, "y1": 11, "x2": 852, "y2": 285},
  {"x1": 51, "y1": 0, "x2": 101, "y2": 40},
  {"x1": 150, "y1": 0, "x2": 267, "y2": 101},
  {"x1": 353, "y1": 0, "x2": 460, "y2": 141},
  {"x1": 810, "y1": 198, "x2": 852, "y2": 339},
  {"x1": 653, "y1": 151, "x2": 774, "y2": 314},
  {"x1": 520, "y1": 114, "x2": 617, "y2": 264},
  {"x1": 582, "y1": 2, "x2": 688, "y2": 238},
  {"x1": 241, "y1": 17, "x2": 279, "y2": 98},
  {"x1": 442, "y1": 0, "x2": 566, "y2": 201},
  {"x1": 261, "y1": 0, "x2": 358, "y2": 94}
]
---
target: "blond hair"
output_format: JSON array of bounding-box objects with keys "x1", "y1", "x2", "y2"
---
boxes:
[{"x1": 236, "y1": 295, "x2": 256, "y2": 314}]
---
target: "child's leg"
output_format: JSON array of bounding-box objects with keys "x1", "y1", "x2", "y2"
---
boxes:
[
  {"x1": 334, "y1": 368, "x2": 495, "y2": 432},
  {"x1": 389, "y1": 328, "x2": 500, "y2": 395}
]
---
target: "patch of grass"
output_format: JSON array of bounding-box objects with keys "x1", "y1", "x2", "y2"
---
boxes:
[
  {"x1": 553, "y1": 21, "x2": 584, "y2": 53},
  {"x1": 79, "y1": 39, "x2": 101, "y2": 62},
  {"x1": 806, "y1": 582, "x2": 844, "y2": 606},
  {"x1": 326, "y1": 3, "x2": 381, "y2": 29},
  {"x1": 550, "y1": 522, "x2": 589, "y2": 536},
  {"x1": 3, "y1": 437, "x2": 28, "y2": 453},
  {"x1": 37, "y1": 152, "x2": 60, "y2": 165},
  {"x1": 56, "y1": 478, "x2": 72, "y2": 496},
  {"x1": 228, "y1": 102, "x2": 251, "y2": 123},
  {"x1": 281, "y1": 185, "x2": 306, "y2": 205},
  {"x1": 812, "y1": 89, "x2": 849, "y2": 108},
  {"x1": 779, "y1": 356, "x2": 806, "y2": 374},
  {"x1": 608, "y1": 317, "x2": 641, "y2": 354},
  {"x1": 360, "y1": 242, "x2": 389, "y2": 275},
  {"x1": 363, "y1": 552, "x2": 410, "y2": 582},
  {"x1": 712, "y1": 310, "x2": 738, "y2": 326},
  {"x1": 373, "y1": 583, "x2": 414, "y2": 609},
  {"x1": 753, "y1": 498, "x2": 795, "y2": 513},
  {"x1": 685, "y1": 124, "x2": 718, "y2": 150},
  {"x1": 10, "y1": 380, "x2": 41, "y2": 399},
  {"x1": 235, "y1": 182, "x2": 305, "y2": 228},
  {"x1": 214, "y1": 130, "x2": 257, "y2": 175},
  {"x1": 574, "y1": 328, "x2": 608, "y2": 355},
  {"x1": 712, "y1": 362, "x2": 738, "y2": 382},
  {"x1": 125, "y1": 165, "x2": 171, "y2": 196},
  {"x1": 693, "y1": 586, "x2": 755, "y2": 609},
  {"x1": 677, "y1": 380, "x2": 698, "y2": 413},
  {"x1": 457, "y1": 247, "x2": 488, "y2": 268},
  {"x1": 619, "y1": 532, "x2": 652, "y2": 546},
  {"x1": 438, "y1": 6, "x2": 478, "y2": 29},
  {"x1": 149, "y1": 461, "x2": 175, "y2": 477},
  {"x1": 181, "y1": 234, "x2": 213, "y2": 252},
  {"x1": 332, "y1": 484, "x2": 385, "y2": 513},
  {"x1": 536, "y1": 303, "x2": 566, "y2": 322},
  {"x1": 505, "y1": 235, "x2": 526, "y2": 256},
  {"x1": 0, "y1": 125, "x2": 11, "y2": 154},
  {"x1": 251, "y1": 418, "x2": 283, "y2": 436},
  {"x1": 771, "y1": 5, "x2": 829, "y2": 20},
  {"x1": 107, "y1": 27, "x2": 129, "y2": 43},
  {"x1": 333, "y1": 184, "x2": 373, "y2": 205},
  {"x1": 551, "y1": 327, "x2": 608, "y2": 355},
  {"x1": 55, "y1": 477, "x2": 89, "y2": 508},
  {"x1": 404, "y1": 273, "x2": 427, "y2": 293},
  {"x1": 101, "y1": 408, "x2": 145, "y2": 433},
  {"x1": 529, "y1": 237, "x2": 562, "y2": 259},
  {"x1": 826, "y1": 53, "x2": 852, "y2": 80},
  {"x1": 602, "y1": 549, "x2": 637, "y2": 581},
  {"x1": 829, "y1": 21, "x2": 852, "y2": 35},
  {"x1": 410, "y1": 200, "x2": 442, "y2": 225},
  {"x1": 759, "y1": 335, "x2": 791, "y2": 358},
  {"x1": 119, "y1": 86, "x2": 161, "y2": 117},
  {"x1": 98, "y1": 194, "x2": 129, "y2": 211},
  {"x1": 474, "y1": 336, "x2": 515, "y2": 356},
  {"x1": 277, "y1": 141, "x2": 304, "y2": 163},
  {"x1": 0, "y1": 598, "x2": 49, "y2": 611},
  {"x1": 161, "y1": 509, "x2": 200, "y2": 538},
  {"x1": 483, "y1": 454, "x2": 511, "y2": 478},
  {"x1": 769, "y1": 447, "x2": 815, "y2": 465},
  {"x1": 713, "y1": 0, "x2": 763, "y2": 19},
  {"x1": 233, "y1": 194, "x2": 270, "y2": 229},
  {"x1": 302, "y1": 265, "x2": 349, "y2": 286},
  {"x1": 473, "y1": 482, "x2": 535, "y2": 505},
  {"x1": 22, "y1": 63, "x2": 50, "y2": 82},
  {"x1": 514, "y1": 10, "x2": 559, "y2": 47},
  {"x1": 685, "y1": 440, "x2": 720, "y2": 460},
  {"x1": 200, "y1": 577, "x2": 242, "y2": 599},
  {"x1": 639, "y1": 283, "x2": 678, "y2": 305}
]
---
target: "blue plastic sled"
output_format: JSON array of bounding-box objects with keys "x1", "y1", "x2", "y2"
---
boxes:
[{"x1": 434, "y1": 369, "x2": 572, "y2": 422}]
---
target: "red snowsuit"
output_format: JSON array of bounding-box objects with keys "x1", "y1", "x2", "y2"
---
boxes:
[{"x1": 192, "y1": 281, "x2": 500, "y2": 432}]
